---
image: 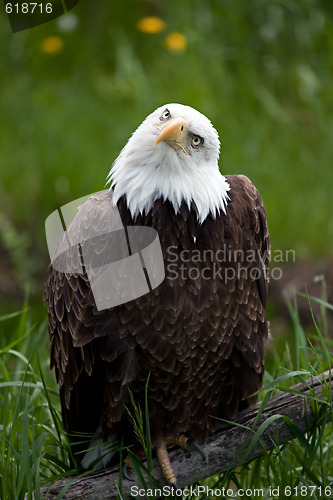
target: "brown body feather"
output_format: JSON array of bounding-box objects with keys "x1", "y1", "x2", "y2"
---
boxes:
[{"x1": 44, "y1": 174, "x2": 269, "y2": 457}]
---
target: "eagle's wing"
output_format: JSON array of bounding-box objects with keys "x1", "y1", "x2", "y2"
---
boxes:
[
  {"x1": 217, "y1": 174, "x2": 269, "y2": 417},
  {"x1": 227, "y1": 174, "x2": 269, "y2": 301},
  {"x1": 44, "y1": 191, "x2": 138, "y2": 453}
]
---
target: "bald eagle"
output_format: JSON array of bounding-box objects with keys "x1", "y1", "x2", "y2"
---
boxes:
[{"x1": 45, "y1": 103, "x2": 269, "y2": 487}]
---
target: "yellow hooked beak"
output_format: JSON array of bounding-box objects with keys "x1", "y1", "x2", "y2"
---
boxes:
[{"x1": 155, "y1": 117, "x2": 190, "y2": 155}]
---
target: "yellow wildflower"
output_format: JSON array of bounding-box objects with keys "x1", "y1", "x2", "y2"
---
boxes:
[
  {"x1": 165, "y1": 32, "x2": 187, "y2": 52},
  {"x1": 41, "y1": 36, "x2": 64, "y2": 54},
  {"x1": 137, "y1": 16, "x2": 166, "y2": 34}
]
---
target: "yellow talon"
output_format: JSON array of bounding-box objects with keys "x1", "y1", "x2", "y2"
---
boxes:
[{"x1": 156, "y1": 441, "x2": 177, "y2": 485}]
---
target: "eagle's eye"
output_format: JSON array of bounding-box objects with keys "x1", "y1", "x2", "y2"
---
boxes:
[
  {"x1": 191, "y1": 135, "x2": 204, "y2": 148},
  {"x1": 160, "y1": 109, "x2": 171, "y2": 121}
]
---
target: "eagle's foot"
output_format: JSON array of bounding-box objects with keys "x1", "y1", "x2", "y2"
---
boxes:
[
  {"x1": 186, "y1": 438, "x2": 206, "y2": 460},
  {"x1": 155, "y1": 435, "x2": 206, "y2": 490},
  {"x1": 169, "y1": 434, "x2": 206, "y2": 460},
  {"x1": 122, "y1": 456, "x2": 134, "y2": 481},
  {"x1": 156, "y1": 441, "x2": 179, "y2": 488}
]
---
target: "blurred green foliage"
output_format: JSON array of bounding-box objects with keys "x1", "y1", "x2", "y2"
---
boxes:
[{"x1": 0, "y1": 0, "x2": 333, "y2": 306}]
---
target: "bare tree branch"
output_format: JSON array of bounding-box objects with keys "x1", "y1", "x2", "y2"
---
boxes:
[{"x1": 40, "y1": 369, "x2": 332, "y2": 499}]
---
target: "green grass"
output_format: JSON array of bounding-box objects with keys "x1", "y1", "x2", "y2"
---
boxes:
[
  {"x1": 0, "y1": 309, "x2": 71, "y2": 500},
  {"x1": 0, "y1": 293, "x2": 332, "y2": 499}
]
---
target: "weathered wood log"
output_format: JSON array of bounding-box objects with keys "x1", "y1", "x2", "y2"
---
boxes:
[{"x1": 40, "y1": 369, "x2": 332, "y2": 499}]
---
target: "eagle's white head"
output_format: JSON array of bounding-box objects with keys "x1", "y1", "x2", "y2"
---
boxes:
[{"x1": 107, "y1": 103, "x2": 230, "y2": 223}]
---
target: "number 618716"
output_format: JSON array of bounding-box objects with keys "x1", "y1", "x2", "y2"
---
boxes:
[{"x1": 5, "y1": 3, "x2": 53, "y2": 14}]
